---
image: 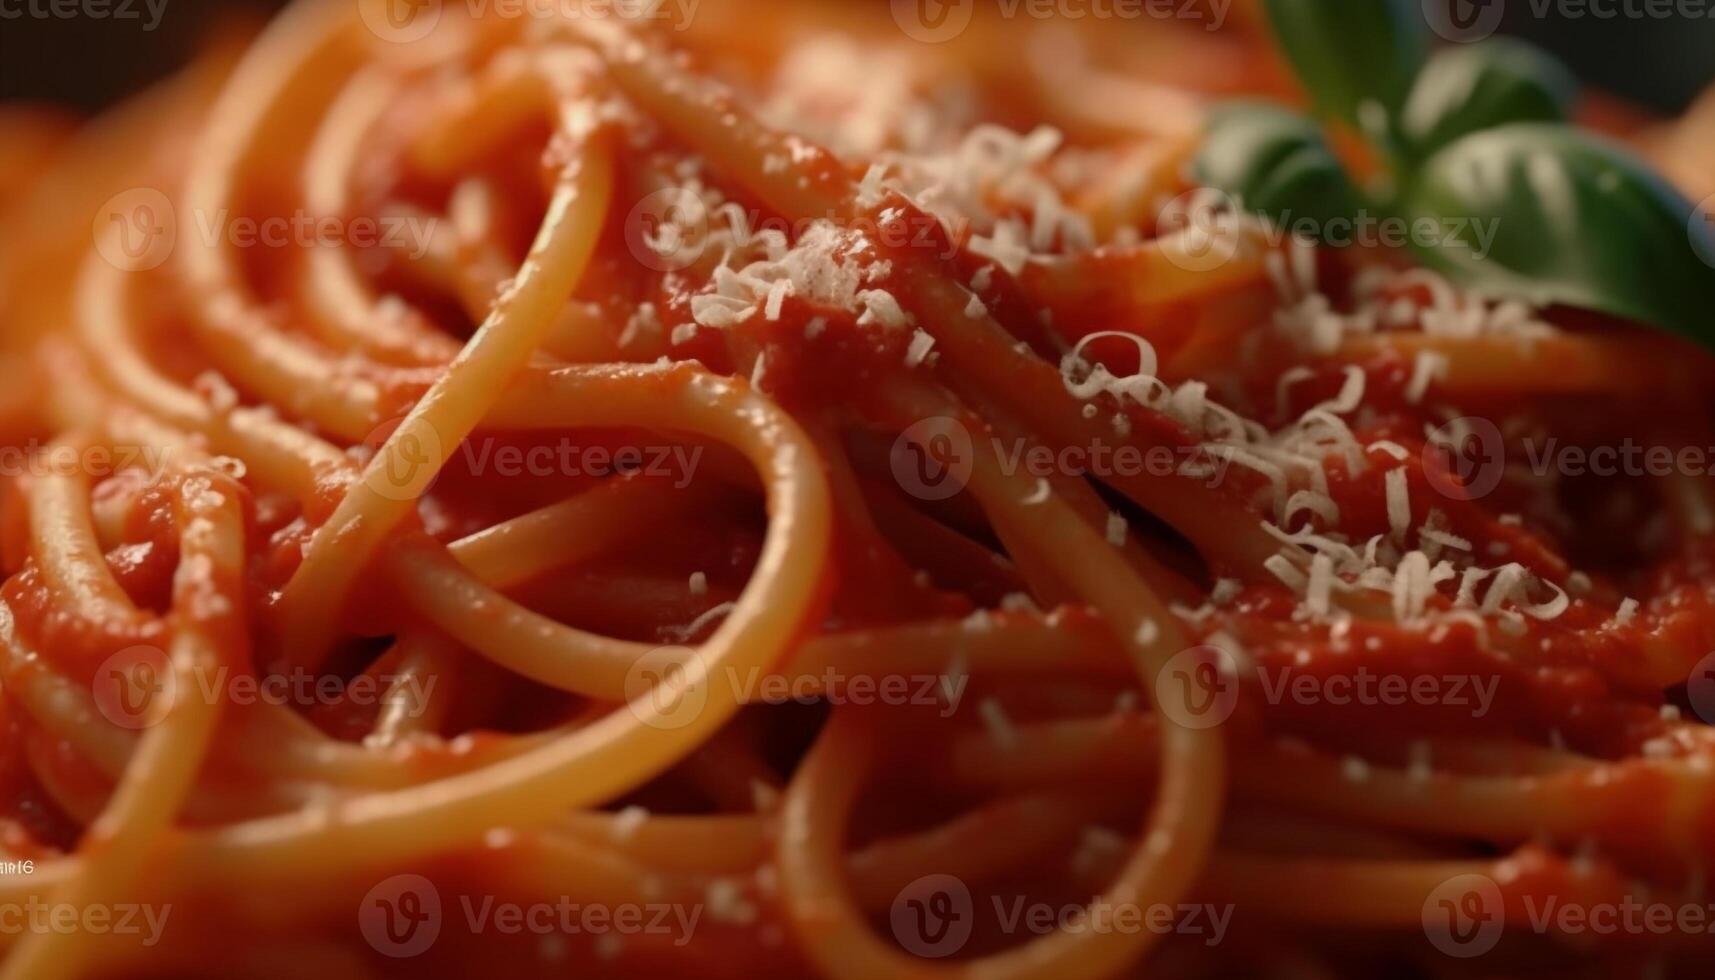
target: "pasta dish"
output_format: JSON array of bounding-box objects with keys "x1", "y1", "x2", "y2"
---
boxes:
[{"x1": 2, "y1": 0, "x2": 1715, "y2": 976}]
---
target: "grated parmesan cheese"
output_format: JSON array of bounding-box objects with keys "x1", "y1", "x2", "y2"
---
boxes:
[
  {"x1": 1385, "y1": 468, "x2": 1411, "y2": 541},
  {"x1": 1105, "y1": 512, "x2": 1128, "y2": 547},
  {"x1": 1404, "y1": 351, "x2": 1449, "y2": 404},
  {"x1": 904, "y1": 329, "x2": 935, "y2": 367},
  {"x1": 979, "y1": 698, "x2": 1017, "y2": 749}
]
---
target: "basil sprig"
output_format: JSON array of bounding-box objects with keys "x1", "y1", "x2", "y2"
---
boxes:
[
  {"x1": 1194, "y1": 3, "x2": 1715, "y2": 347},
  {"x1": 1262, "y1": 0, "x2": 1426, "y2": 130},
  {"x1": 1398, "y1": 39, "x2": 1577, "y2": 158},
  {"x1": 1196, "y1": 103, "x2": 1361, "y2": 229}
]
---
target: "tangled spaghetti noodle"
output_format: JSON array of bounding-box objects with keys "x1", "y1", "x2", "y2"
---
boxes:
[{"x1": 1, "y1": 0, "x2": 1715, "y2": 977}]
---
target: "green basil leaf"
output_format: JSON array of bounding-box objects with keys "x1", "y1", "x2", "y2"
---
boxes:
[
  {"x1": 1401, "y1": 39, "x2": 1578, "y2": 159},
  {"x1": 1403, "y1": 123, "x2": 1715, "y2": 343},
  {"x1": 1262, "y1": 0, "x2": 1429, "y2": 127},
  {"x1": 1195, "y1": 103, "x2": 1363, "y2": 238}
]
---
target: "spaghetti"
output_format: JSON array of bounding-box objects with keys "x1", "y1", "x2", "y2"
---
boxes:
[{"x1": 0, "y1": 0, "x2": 1713, "y2": 976}]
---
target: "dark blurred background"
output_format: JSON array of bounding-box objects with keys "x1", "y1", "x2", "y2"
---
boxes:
[{"x1": 1, "y1": 0, "x2": 1713, "y2": 113}]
